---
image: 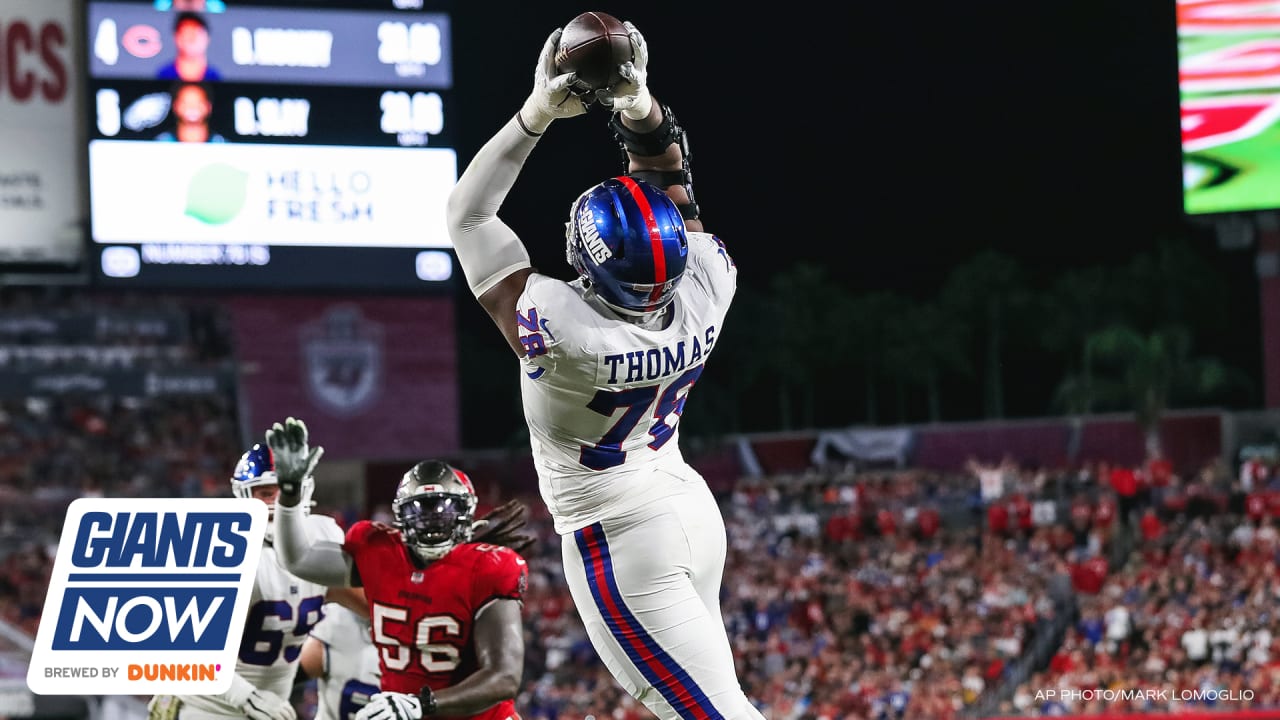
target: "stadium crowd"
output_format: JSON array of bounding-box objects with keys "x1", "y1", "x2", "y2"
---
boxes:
[
  {"x1": 4, "y1": 292, "x2": 1280, "y2": 718},
  {"x1": 7, "y1": 399, "x2": 1280, "y2": 719},
  {"x1": 5, "y1": 397, "x2": 1280, "y2": 719},
  {"x1": 0, "y1": 293, "x2": 241, "y2": 639},
  {"x1": 1002, "y1": 511, "x2": 1280, "y2": 717}
]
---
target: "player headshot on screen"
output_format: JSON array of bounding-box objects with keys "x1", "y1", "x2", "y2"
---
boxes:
[
  {"x1": 156, "y1": 11, "x2": 222, "y2": 81},
  {"x1": 444, "y1": 18, "x2": 761, "y2": 720},
  {"x1": 266, "y1": 418, "x2": 537, "y2": 720},
  {"x1": 156, "y1": 81, "x2": 225, "y2": 143}
]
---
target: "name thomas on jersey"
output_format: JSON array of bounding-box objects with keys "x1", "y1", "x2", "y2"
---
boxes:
[{"x1": 597, "y1": 326, "x2": 716, "y2": 386}]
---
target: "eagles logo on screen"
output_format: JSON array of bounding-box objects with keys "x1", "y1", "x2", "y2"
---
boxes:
[
  {"x1": 122, "y1": 93, "x2": 171, "y2": 131},
  {"x1": 300, "y1": 305, "x2": 384, "y2": 416}
]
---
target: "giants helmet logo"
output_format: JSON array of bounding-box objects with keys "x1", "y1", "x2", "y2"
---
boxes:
[{"x1": 576, "y1": 203, "x2": 612, "y2": 264}]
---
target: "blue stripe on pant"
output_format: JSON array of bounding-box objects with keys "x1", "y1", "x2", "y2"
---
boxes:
[{"x1": 574, "y1": 522, "x2": 724, "y2": 720}]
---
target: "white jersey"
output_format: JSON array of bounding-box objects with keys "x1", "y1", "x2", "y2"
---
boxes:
[
  {"x1": 180, "y1": 514, "x2": 343, "y2": 719},
  {"x1": 516, "y1": 231, "x2": 736, "y2": 533},
  {"x1": 310, "y1": 603, "x2": 380, "y2": 720}
]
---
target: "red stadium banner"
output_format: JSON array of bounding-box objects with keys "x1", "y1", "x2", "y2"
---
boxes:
[
  {"x1": 0, "y1": 0, "x2": 83, "y2": 265},
  {"x1": 227, "y1": 295, "x2": 458, "y2": 460},
  {"x1": 1246, "y1": 489, "x2": 1280, "y2": 518}
]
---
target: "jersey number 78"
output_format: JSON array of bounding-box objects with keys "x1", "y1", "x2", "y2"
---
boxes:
[{"x1": 580, "y1": 365, "x2": 704, "y2": 471}]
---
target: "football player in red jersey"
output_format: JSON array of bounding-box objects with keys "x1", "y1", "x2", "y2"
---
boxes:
[{"x1": 265, "y1": 418, "x2": 531, "y2": 720}]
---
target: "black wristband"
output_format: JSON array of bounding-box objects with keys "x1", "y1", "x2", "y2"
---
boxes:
[
  {"x1": 418, "y1": 686, "x2": 437, "y2": 716},
  {"x1": 628, "y1": 169, "x2": 700, "y2": 221},
  {"x1": 277, "y1": 477, "x2": 302, "y2": 500},
  {"x1": 609, "y1": 104, "x2": 678, "y2": 157}
]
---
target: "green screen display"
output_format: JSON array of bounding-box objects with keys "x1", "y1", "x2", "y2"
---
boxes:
[{"x1": 1179, "y1": 1, "x2": 1280, "y2": 215}]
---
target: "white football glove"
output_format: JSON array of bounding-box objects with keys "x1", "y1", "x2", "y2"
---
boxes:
[
  {"x1": 221, "y1": 674, "x2": 296, "y2": 720},
  {"x1": 355, "y1": 692, "x2": 422, "y2": 720},
  {"x1": 264, "y1": 416, "x2": 323, "y2": 501},
  {"x1": 596, "y1": 21, "x2": 651, "y2": 120},
  {"x1": 518, "y1": 28, "x2": 589, "y2": 135},
  {"x1": 241, "y1": 689, "x2": 297, "y2": 720}
]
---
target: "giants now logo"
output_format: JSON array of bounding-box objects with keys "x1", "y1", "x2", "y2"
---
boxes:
[{"x1": 27, "y1": 499, "x2": 266, "y2": 696}]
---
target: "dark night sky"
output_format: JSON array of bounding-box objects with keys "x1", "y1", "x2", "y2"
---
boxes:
[
  {"x1": 437, "y1": 0, "x2": 1256, "y2": 446},
  {"x1": 448, "y1": 0, "x2": 1190, "y2": 292},
  {"x1": 10, "y1": 0, "x2": 1254, "y2": 448}
]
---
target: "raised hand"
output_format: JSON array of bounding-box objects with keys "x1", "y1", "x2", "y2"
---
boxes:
[
  {"x1": 264, "y1": 416, "x2": 323, "y2": 502},
  {"x1": 519, "y1": 28, "x2": 590, "y2": 135},
  {"x1": 596, "y1": 21, "x2": 651, "y2": 120}
]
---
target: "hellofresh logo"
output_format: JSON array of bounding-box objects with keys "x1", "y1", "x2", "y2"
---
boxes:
[
  {"x1": 185, "y1": 163, "x2": 250, "y2": 225},
  {"x1": 27, "y1": 499, "x2": 265, "y2": 695}
]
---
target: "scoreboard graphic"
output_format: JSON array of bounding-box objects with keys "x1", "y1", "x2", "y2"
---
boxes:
[
  {"x1": 1179, "y1": 0, "x2": 1280, "y2": 215},
  {"x1": 83, "y1": 0, "x2": 459, "y2": 290}
]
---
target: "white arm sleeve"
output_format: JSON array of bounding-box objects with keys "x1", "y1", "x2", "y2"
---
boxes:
[
  {"x1": 445, "y1": 115, "x2": 539, "y2": 297},
  {"x1": 274, "y1": 504, "x2": 355, "y2": 588}
]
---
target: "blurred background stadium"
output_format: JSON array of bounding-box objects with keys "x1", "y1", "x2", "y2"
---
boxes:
[{"x1": 5, "y1": 0, "x2": 1280, "y2": 719}]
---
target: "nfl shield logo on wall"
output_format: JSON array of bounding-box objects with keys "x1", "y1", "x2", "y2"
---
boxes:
[{"x1": 301, "y1": 305, "x2": 384, "y2": 416}]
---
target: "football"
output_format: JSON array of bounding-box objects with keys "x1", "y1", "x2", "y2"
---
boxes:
[{"x1": 554, "y1": 11, "x2": 633, "y2": 95}]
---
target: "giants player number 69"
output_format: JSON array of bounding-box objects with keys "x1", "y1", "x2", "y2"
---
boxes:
[
  {"x1": 150, "y1": 444, "x2": 365, "y2": 720},
  {"x1": 300, "y1": 600, "x2": 381, "y2": 720}
]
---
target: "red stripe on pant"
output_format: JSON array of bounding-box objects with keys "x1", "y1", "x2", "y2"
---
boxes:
[{"x1": 580, "y1": 523, "x2": 710, "y2": 720}]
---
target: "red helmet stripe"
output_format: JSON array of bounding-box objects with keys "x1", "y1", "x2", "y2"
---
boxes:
[
  {"x1": 615, "y1": 176, "x2": 666, "y2": 307},
  {"x1": 452, "y1": 468, "x2": 475, "y2": 495}
]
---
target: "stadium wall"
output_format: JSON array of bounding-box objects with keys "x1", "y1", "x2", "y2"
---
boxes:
[{"x1": 750, "y1": 408, "x2": 1229, "y2": 475}]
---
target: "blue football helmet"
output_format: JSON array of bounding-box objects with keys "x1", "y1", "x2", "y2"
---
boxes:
[
  {"x1": 231, "y1": 444, "x2": 314, "y2": 527},
  {"x1": 565, "y1": 176, "x2": 689, "y2": 318}
]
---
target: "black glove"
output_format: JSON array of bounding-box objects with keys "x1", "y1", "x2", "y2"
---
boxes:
[
  {"x1": 264, "y1": 417, "x2": 323, "y2": 503},
  {"x1": 471, "y1": 499, "x2": 536, "y2": 555}
]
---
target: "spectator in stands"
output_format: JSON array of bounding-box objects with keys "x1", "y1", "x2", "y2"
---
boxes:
[{"x1": 1111, "y1": 462, "x2": 1139, "y2": 526}]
